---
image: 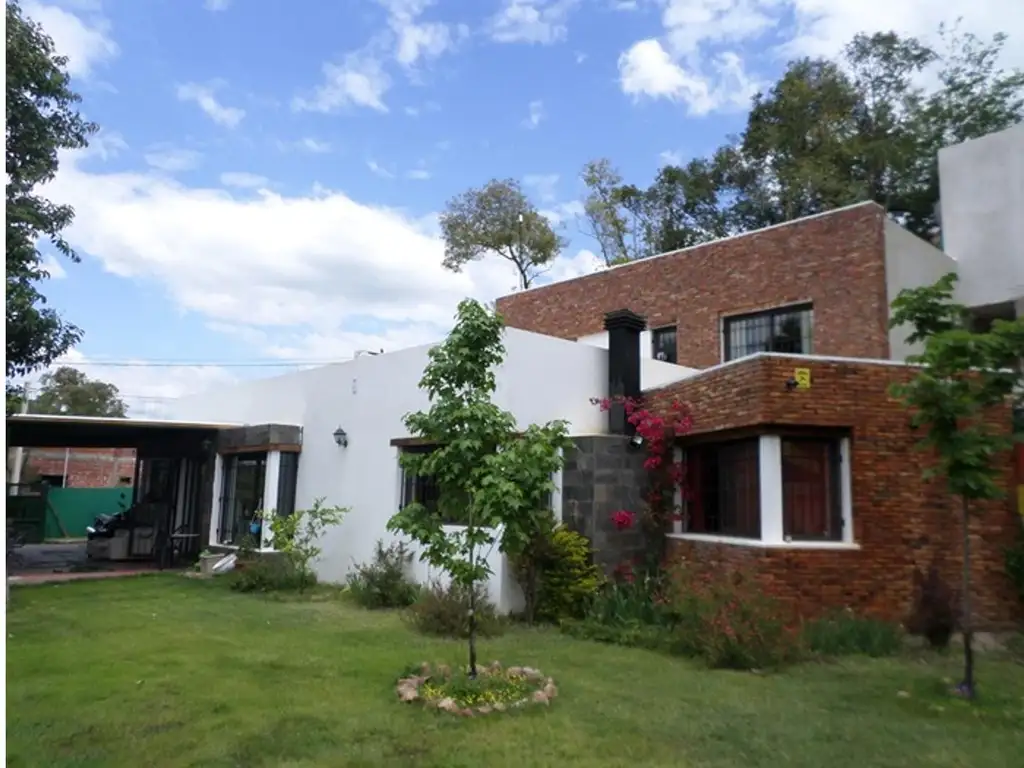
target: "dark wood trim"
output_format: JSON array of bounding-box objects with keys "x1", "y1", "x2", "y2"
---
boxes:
[
  {"x1": 389, "y1": 436, "x2": 439, "y2": 448},
  {"x1": 678, "y1": 424, "x2": 849, "y2": 447},
  {"x1": 218, "y1": 443, "x2": 302, "y2": 455}
]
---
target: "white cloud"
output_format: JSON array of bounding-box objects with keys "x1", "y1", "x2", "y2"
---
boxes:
[
  {"x1": 575, "y1": 51, "x2": 587, "y2": 63},
  {"x1": 220, "y1": 171, "x2": 270, "y2": 188},
  {"x1": 41, "y1": 254, "x2": 68, "y2": 280},
  {"x1": 406, "y1": 168, "x2": 432, "y2": 180},
  {"x1": 488, "y1": 0, "x2": 580, "y2": 44},
  {"x1": 539, "y1": 199, "x2": 584, "y2": 227},
  {"x1": 659, "y1": 149, "x2": 683, "y2": 165},
  {"x1": 523, "y1": 99, "x2": 545, "y2": 128},
  {"x1": 524, "y1": 173, "x2": 560, "y2": 203},
  {"x1": 618, "y1": 39, "x2": 757, "y2": 115},
  {"x1": 41, "y1": 148, "x2": 599, "y2": 379},
  {"x1": 21, "y1": 1, "x2": 119, "y2": 79},
  {"x1": 204, "y1": 0, "x2": 231, "y2": 10},
  {"x1": 367, "y1": 159, "x2": 396, "y2": 179},
  {"x1": 144, "y1": 147, "x2": 202, "y2": 173},
  {"x1": 380, "y1": 0, "x2": 469, "y2": 68},
  {"x1": 617, "y1": 0, "x2": 1024, "y2": 114},
  {"x1": 293, "y1": 51, "x2": 391, "y2": 113},
  {"x1": 176, "y1": 82, "x2": 246, "y2": 127}
]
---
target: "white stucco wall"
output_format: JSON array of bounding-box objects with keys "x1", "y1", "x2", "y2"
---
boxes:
[
  {"x1": 883, "y1": 218, "x2": 958, "y2": 361},
  {"x1": 938, "y1": 122, "x2": 1024, "y2": 309},
  {"x1": 168, "y1": 328, "x2": 639, "y2": 611},
  {"x1": 577, "y1": 330, "x2": 701, "y2": 389}
]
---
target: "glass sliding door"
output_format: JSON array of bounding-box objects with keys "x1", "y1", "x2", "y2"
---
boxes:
[{"x1": 218, "y1": 452, "x2": 267, "y2": 545}]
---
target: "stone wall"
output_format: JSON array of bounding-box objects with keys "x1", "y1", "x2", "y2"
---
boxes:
[{"x1": 560, "y1": 435, "x2": 648, "y2": 574}]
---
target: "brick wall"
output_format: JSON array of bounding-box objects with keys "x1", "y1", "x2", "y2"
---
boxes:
[
  {"x1": 25, "y1": 448, "x2": 136, "y2": 488},
  {"x1": 495, "y1": 203, "x2": 891, "y2": 368},
  {"x1": 648, "y1": 355, "x2": 1021, "y2": 628}
]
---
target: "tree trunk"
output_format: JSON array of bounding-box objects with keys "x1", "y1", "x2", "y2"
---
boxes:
[
  {"x1": 958, "y1": 495, "x2": 976, "y2": 699},
  {"x1": 468, "y1": 577, "x2": 478, "y2": 678}
]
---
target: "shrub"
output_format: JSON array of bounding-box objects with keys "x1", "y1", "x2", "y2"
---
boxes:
[
  {"x1": 906, "y1": 565, "x2": 957, "y2": 649},
  {"x1": 347, "y1": 540, "x2": 420, "y2": 609},
  {"x1": 262, "y1": 498, "x2": 348, "y2": 593},
  {"x1": 668, "y1": 562, "x2": 802, "y2": 670},
  {"x1": 1005, "y1": 531, "x2": 1024, "y2": 604},
  {"x1": 803, "y1": 610, "x2": 904, "y2": 657},
  {"x1": 230, "y1": 556, "x2": 307, "y2": 593},
  {"x1": 584, "y1": 567, "x2": 676, "y2": 629},
  {"x1": 534, "y1": 527, "x2": 602, "y2": 623},
  {"x1": 405, "y1": 579, "x2": 505, "y2": 638}
]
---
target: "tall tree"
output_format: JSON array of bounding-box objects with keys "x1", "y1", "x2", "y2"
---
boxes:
[
  {"x1": 30, "y1": 366, "x2": 128, "y2": 417},
  {"x1": 387, "y1": 299, "x2": 570, "y2": 675},
  {"x1": 889, "y1": 273, "x2": 1024, "y2": 700},
  {"x1": 6, "y1": 0, "x2": 96, "y2": 384},
  {"x1": 440, "y1": 178, "x2": 566, "y2": 290},
  {"x1": 579, "y1": 158, "x2": 641, "y2": 265}
]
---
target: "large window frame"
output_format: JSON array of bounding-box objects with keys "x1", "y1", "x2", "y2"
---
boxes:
[
  {"x1": 213, "y1": 449, "x2": 300, "y2": 549},
  {"x1": 683, "y1": 438, "x2": 761, "y2": 539},
  {"x1": 723, "y1": 303, "x2": 813, "y2": 362},
  {"x1": 671, "y1": 432, "x2": 854, "y2": 550},
  {"x1": 651, "y1": 326, "x2": 678, "y2": 364}
]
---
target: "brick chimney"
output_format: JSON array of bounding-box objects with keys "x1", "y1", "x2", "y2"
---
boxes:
[{"x1": 603, "y1": 309, "x2": 646, "y2": 434}]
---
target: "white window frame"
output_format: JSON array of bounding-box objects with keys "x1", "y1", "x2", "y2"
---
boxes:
[
  {"x1": 668, "y1": 434, "x2": 857, "y2": 550},
  {"x1": 208, "y1": 449, "x2": 285, "y2": 552}
]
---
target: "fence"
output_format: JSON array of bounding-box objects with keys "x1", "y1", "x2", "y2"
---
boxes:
[{"x1": 44, "y1": 487, "x2": 134, "y2": 539}]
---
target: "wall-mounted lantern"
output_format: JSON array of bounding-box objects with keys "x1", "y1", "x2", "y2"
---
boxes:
[{"x1": 333, "y1": 427, "x2": 349, "y2": 448}]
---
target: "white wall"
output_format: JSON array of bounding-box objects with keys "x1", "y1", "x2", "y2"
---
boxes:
[
  {"x1": 169, "y1": 328, "x2": 611, "y2": 612},
  {"x1": 938, "y1": 122, "x2": 1024, "y2": 309},
  {"x1": 883, "y1": 219, "x2": 958, "y2": 361},
  {"x1": 577, "y1": 330, "x2": 701, "y2": 388}
]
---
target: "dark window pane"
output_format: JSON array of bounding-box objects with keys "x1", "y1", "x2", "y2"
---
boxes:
[
  {"x1": 652, "y1": 326, "x2": 678, "y2": 364},
  {"x1": 685, "y1": 438, "x2": 760, "y2": 538},
  {"x1": 782, "y1": 438, "x2": 842, "y2": 541},
  {"x1": 219, "y1": 452, "x2": 266, "y2": 545},
  {"x1": 724, "y1": 304, "x2": 813, "y2": 361},
  {"x1": 399, "y1": 445, "x2": 466, "y2": 525},
  {"x1": 277, "y1": 452, "x2": 299, "y2": 518}
]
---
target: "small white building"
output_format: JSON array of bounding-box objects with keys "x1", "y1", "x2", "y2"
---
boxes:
[{"x1": 166, "y1": 325, "x2": 697, "y2": 611}]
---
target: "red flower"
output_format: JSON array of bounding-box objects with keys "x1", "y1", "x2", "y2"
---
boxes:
[{"x1": 611, "y1": 509, "x2": 636, "y2": 530}]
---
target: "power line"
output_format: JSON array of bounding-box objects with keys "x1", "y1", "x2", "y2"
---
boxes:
[{"x1": 63, "y1": 359, "x2": 351, "y2": 368}]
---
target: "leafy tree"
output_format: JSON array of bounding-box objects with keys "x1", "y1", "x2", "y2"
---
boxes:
[
  {"x1": 579, "y1": 158, "x2": 641, "y2": 265},
  {"x1": 6, "y1": 1, "x2": 97, "y2": 386},
  {"x1": 262, "y1": 498, "x2": 349, "y2": 593},
  {"x1": 889, "y1": 272, "x2": 1024, "y2": 699},
  {"x1": 440, "y1": 179, "x2": 567, "y2": 290},
  {"x1": 386, "y1": 299, "x2": 570, "y2": 674},
  {"x1": 30, "y1": 366, "x2": 128, "y2": 417}
]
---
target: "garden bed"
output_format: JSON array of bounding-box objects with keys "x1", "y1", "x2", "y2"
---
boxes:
[{"x1": 396, "y1": 661, "x2": 558, "y2": 715}]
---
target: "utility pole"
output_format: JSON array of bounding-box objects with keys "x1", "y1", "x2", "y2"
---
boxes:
[{"x1": 11, "y1": 385, "x2": 30, "y2": 487}]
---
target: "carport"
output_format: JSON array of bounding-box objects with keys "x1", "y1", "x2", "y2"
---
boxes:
[{"x1": 6, "y1": 414, "x2": 240, "y2": 571}]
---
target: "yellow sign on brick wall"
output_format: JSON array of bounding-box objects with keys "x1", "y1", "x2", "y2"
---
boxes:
[{"x1": 793, "y1": 368, "x2": 811, "y2": 390}]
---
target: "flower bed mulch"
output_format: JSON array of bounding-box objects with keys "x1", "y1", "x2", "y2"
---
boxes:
[{"x1": 395, "y1": 661, "x2": 558, "y2": 716}]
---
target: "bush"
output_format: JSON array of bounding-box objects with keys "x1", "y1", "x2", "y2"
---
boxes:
[
  {"x1": 803, "y1": 610, "x2": 904, "y2": 658},
  {"x1": 230, "y1": 556, "x2": 308, "y2": 593},
  {"x1": 666, "y1": 562, "x2": 802, "y2": 670},
  {"x1": 584, "y1": 567, "x2": 676, "y2": 629},
  {"x1": 346, "y1": 540, "x2": 420, "y2": 609},
  {"x1": 1005, "y1": 531, "x2": 1024, "y2": 605},
  {"x1": 534, "y1": 527, "x2": 603, "y2": 623},
  {"x1": 906, "y1": 564, "x2": 957, "y2": 649},
  {"x1": 405, "y1": 580, "x2": 505, "y2": 639}
]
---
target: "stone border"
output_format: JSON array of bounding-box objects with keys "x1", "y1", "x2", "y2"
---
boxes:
[{"x1": 396, "y1": 661, "x2": 558, "y2": 716}]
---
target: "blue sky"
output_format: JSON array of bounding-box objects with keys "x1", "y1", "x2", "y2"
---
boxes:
[{"x1": 22, "y1": 0, "x2": 1019, "y2": 412}]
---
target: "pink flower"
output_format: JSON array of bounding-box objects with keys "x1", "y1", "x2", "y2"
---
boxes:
[{"x1": 611, "y1": 509, "x2": 636, "y2": 530}]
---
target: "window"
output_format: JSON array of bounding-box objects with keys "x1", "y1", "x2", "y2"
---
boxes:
[
  {"x1": 39, "y1": 474, "x2": 65, "y2": 488},
  {"x1": 684, "y1": 439, "x2": 761, "y2": 538},
  {"x1": 781, "y1": 438, "x2": 843, "y2": 541},
  {"x1": 276, "y1": 452, "x2": 299, "y2": 518},
  {"x1": 219, "y1": 452, "x2": 266, "y2": 545},
  {"x1": 399, "y1": 445, "x2": 467, "y2": 525},
  {"x1": 652, "y1": 326, "x2": 678, "y2": 363},
  {"x1": 724, "y1": 304, "x2": 813, "y2": 361}
]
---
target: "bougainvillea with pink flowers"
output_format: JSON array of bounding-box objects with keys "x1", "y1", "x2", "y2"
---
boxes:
[{"x1": 591, "y1": 394, "x2": 693, "y2": 574}]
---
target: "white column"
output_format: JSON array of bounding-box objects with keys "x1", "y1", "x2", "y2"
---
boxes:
[
  {"x1": 261, "y1": 451, "x2": 282, "y2": 550},
  {"x1": 209, "y1": 455, "x2": 224, "y2": 547},
  {"x1": 672, "y1": 446, "x2": 684, "y2": 534},
  {"x1": 839, "y1": 438, "x2": 854, "y2": 544},
  {"x1": 758, "y1": 435, "x2": 784, "y2": 544}
]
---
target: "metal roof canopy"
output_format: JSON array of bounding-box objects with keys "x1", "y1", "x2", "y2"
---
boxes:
[{"x1": 6, "y1": 413, "x2": 244, "y2": 451}]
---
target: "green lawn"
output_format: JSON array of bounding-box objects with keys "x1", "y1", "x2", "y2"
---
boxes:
[{"x1": 6, "y1": 577, "x2": 1024, "y2": 768}]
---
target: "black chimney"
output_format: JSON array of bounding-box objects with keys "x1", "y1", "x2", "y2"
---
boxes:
[{"x1": 603, "y1": 309, "x2": 647, "y2": 435}]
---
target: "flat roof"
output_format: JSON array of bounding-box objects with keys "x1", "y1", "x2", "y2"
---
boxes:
[{"x1": 5, "y1": 413, "x2": 248, "y2": 450}]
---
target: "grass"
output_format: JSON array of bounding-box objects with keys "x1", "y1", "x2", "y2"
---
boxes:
[{"x1": 6, "y1": 576, "x2": 1024, "y2": 768}]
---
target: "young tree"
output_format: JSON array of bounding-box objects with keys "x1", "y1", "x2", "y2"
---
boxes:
[
  {"x1": 30, "y1": 366, "x2": 128, "y2": 417},
  {"x1": 889, "y1": 273, "x2": 1024, "y2": 699},
  {"x1": 386, "y1": 299, "x2": 570, "y2": 674},
  {"x1": 6, "y1": 1, "x2": 97, "y2": 386},
  {"x1": 440, "y1": 178, "x2": 567, "y2": 290}
]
